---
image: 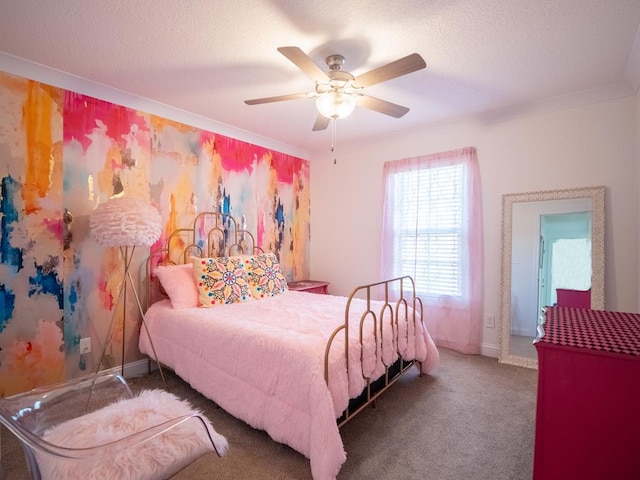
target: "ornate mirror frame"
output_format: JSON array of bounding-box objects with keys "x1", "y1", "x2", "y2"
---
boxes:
[{"x1": 498, "y1": 186, "x2": 605, "y2": 368}]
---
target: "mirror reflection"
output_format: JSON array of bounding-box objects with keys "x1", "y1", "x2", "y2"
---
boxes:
[{"x1": 499, "y1": 187, "x2": 605, "y2": 368}]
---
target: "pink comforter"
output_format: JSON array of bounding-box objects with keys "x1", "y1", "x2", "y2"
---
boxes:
[{"x1": 139, "y1": 291, "x2": 439, "y2": 479}]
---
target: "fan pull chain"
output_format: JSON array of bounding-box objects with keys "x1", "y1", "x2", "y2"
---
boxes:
[{"x1": 331, "y1": 119, "x2": 337, "y2": 164}]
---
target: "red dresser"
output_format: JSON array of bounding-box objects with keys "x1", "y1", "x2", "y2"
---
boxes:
[{"x1": 533, "y1": 307, "x2": 640, "y2": 480}]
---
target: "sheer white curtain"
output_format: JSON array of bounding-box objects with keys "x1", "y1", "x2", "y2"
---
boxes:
[{"x1": 380, "y1": 147, "x2": 483, "y2": 354}]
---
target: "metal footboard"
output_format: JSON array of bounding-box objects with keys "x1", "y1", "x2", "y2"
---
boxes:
[{"x1": 324, "y1": 276, "x2": 424, "y2": 428}]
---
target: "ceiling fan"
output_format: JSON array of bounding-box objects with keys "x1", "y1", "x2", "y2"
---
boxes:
[{"x1": 244, "y1": 46, "x2": 427, "y2": 131}]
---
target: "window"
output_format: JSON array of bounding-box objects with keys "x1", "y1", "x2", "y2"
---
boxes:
[
  {"x1": 380, "y1": 147, "x2": 483, "y2": 353},
  {"x1": 388, "y1": 162, "x2": 465, "y2": 298}
]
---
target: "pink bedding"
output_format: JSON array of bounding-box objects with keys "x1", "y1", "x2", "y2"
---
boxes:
[{"x1": 139, "y1": 290, "x2": 439, "y2": 480}]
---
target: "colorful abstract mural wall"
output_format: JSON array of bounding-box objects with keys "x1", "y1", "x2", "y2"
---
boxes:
[{"x1": 0, "y1": 70, "x2": 310, "y2": 396}]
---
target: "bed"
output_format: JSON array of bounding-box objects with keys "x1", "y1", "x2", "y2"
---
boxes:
[{"x1": 138, "y1": 212, "x2": 439, "y2": 480}]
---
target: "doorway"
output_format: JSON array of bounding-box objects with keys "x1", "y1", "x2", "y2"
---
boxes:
[{"x1": 537, "y1": 211, "x2": 592, "y2": 314}]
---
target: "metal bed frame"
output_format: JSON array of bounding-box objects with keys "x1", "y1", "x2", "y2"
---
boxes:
[{"x1": 144, "y1": 211, "x2": 425, "y2": 427}]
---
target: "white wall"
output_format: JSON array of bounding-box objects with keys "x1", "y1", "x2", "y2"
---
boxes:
[
  {"x1": 636, "y1": 92, "x2": 640, "y2": 308},
  {"x1": 309, "y1": 96, "x2": 639, "y2": 356}
]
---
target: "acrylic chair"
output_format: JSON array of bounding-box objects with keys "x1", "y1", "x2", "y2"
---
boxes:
[{"x1": 0, "y1": 371, "x2": 227, "y2": 480}]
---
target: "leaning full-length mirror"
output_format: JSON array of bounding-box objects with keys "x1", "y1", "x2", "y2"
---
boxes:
[{"x1": 499, "y1": 186, "x2": 605, "y2": 368}]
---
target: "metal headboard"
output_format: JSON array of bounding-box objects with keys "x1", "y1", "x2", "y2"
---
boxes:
[{"x1": 145, "y1": 212, "x2": 263, "y2": 307}]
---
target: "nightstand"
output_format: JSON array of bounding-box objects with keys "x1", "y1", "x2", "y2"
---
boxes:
[{"x1": 287, "y1": 280, "x2": 329, "y2": 294}]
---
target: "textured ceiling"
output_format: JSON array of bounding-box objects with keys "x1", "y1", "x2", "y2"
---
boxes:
[{"x1": 1, "y1": 0, "x2": 640, "y2": 156}]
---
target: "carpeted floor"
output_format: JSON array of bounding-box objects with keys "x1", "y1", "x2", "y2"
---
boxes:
[{"x1": 1, "y1": 348, "x2": 537, "y2": 479}]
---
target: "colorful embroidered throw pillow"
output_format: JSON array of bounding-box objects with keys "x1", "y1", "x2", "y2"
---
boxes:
[
  {"x1": 245, "y1": 253, "x2": 289, "y2": 299},
  {"x1": 192, "y1": 256, "x2": 253, "y2": 307}
]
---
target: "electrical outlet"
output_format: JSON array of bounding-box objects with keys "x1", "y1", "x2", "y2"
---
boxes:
[
  {"x1": 484, "y1": 314, "x2": 496, "y2": 329},
  {"x1": 80, "y1": 337, "x2": 91, "y2": 354}
]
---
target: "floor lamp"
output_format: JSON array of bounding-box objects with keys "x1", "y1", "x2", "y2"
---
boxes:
[{"x1": 89, "y1": 197, "x2": 167, "y2": 388}]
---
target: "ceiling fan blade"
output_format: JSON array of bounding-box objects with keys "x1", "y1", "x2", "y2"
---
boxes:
[
  {"x1": 312, "y1": 114, "x2": 331, "y2": 131},
  {"x1": 352, "y1": 53, "x2": 426, "y2": 88},
  {"x1": 244, "y1": 93, "x2": 309, "y2": 105},
  {"x1": 277, "y1": 46, "x2": 329, "y2": 83},
  {"x1": 357, "y1": 95, "x2": 410, "y2": 118}
]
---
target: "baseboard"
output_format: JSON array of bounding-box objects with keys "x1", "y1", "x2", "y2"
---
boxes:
[
  {"x1": 102, "y1": 359, "x2": 159, "y2": 379},
  {"x1": 481, "y1": 343, "x2": 500, "y2": 358}
]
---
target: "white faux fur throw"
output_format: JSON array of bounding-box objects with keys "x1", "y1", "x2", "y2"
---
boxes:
[
  {"x1": 37, "y1": 389, "x2": 227, "y2": 480},
  {"x1": 139, "y1": 291, "x2": 440, "y2": 480}
]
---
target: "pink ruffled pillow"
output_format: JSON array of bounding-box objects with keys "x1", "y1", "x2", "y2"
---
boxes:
[{"x1": 155, "y1": 263, "x2": 199, "y2": 309}]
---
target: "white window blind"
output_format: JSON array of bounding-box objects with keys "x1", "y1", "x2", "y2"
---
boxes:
[
  {"x1": 388, "y1": 162, "x2": 465, "y2": 298},
  {"x1": 381, "y1": 146, "x2": 482, "y2": 353}
]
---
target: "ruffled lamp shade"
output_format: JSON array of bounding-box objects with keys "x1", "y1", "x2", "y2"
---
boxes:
[{"x1": 90, "y1": 198, "x2": 162, "y2": 247}]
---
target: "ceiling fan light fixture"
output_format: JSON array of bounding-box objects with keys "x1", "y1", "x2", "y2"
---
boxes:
[
  {"x1": 245, "y1": 47, "x2": 426, "y2": 130},
  {"x1": 315, "y1": 91, "x2": 356, "y2": 119}
]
